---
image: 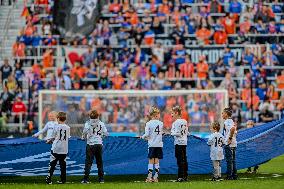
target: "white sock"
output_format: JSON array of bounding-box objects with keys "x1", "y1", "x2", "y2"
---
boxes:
[
  {"x1": 154, "y1": 163, "x2": 160, "y2": 179},
  {"x1": 147, "y1": 164, "x2": 153, "y2": 178}
]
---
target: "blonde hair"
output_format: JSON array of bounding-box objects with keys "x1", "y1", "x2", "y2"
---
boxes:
[
  {"x1": 149, "y1": 106, "x2": 160, "y2": 117},
  {"x1": 172, "y1": 105, "x2": 182, "y2": 115},
  {"x1": 50, "y1": 111, "x2": 57, "y2": 116}
]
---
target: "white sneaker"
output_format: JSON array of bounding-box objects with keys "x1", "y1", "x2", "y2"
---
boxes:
[
  {"x1": 145, "y1": 178, "x2": 153, "y2": 183},
  {"x1": 153, "y1": 178, "x2": 159, "y2": 183}
]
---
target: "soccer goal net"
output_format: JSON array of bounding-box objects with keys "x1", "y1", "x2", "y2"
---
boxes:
[{"x1": 38, "y1": 90, "x2": 228, "y2": 138}]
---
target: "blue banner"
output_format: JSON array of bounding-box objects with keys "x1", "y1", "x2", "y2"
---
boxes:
[{"x1": 0, "y1": 119, "x2": 284, "y2": 176}]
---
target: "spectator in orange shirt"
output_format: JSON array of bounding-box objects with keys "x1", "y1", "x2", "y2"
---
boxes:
[
  {"x1": 181, "y1": 106, "x2": 189, "y2": 122},
  {"x1": 208, "y1": 0, "x2": 222, "y2": 13},
  {"x1": 111, "y1": 71, "x2": 125, "y2": 90},
  {"x1": 71, "y1": 62, "x2": 87, "y2": 79},
  {"x1": 241, "y1": 84, "x2": 251, "y2": 101},
  {"x1": 195, "y1": 25, "x2": 212, "y2": 45},
  {"x1": 213, "y1": 27, "x2": 228, "y2": 44},
  {"x1": 42, "y1": 49, "x2": 54, "y2": 68},
  {"x1": 277, "y1": 70, "x2": 284, "y2": 89},
  {"x1": 196, "y1": 56, "x2": 209, "y2": 80},
  {"x1": 109, "y1": 0, "x2": 121, "y2": 13},
  {"x1": 247, "y1": 90, "x2": 260, "y2": 110},
  {"x1": 25, "y1": 22, "x2": 35, "y2": 36},
  {"x1": 12, "y1": 41, "x2": 26, "y2": 57},
  {"x1": 159, "y1": 0, "x2": 170, "y2": 14},
  {"x1": 144, "y1": 25, "x2": 155, "y2": 46},
  {"x1": 267, "y1": 84, "x2": 279, "y2": 101},
  {"x1": 239, "y1": 16, "x2": 251, "y2": 34},
  {"x1": 172, "y1": 6, "x2": 181, "y2": 25},
  {"x1": 179, "y1": 55, "x2": 194, "y2": 78},
  {"x1": 222, "y1": 14, "x2": 236, "y2": 34},
  {"x1": 32, "y1": 62, "x2": 46, "y2": 78},
  {"x1": 128, "y1": 9, "x2": 139, "y2": 26},
  {"x1": 163, "y1": 108, "x2": 174, "y2": 130}
]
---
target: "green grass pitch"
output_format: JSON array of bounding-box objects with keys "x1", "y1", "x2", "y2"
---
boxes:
[{"x1": 0, "y1": 155, "x2": 284, "y2": 189}]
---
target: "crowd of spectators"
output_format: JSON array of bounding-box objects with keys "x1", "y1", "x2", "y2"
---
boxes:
[{"x1": 0, "y1": 0, "x2": 284, "y2": 135}]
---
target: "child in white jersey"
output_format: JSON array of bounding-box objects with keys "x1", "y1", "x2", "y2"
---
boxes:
[
  {"x1": 171, "y1": 105, "x2": 188, "y2": 182},
  {"x1": 207, "y1": 121, "x2": 224, "y2": 181},
  {"x1": 81, "y1": 110, "x2": 108, "y2": 184},
  {"x1": 32, "y1": 111, "x2": 57, "y2": 140},
  {"x1": 141, "y1": 106, "x2": 164, "y2": 182},
  {"x1": 222, "y1": 107, "x2": 237, "y2": 180},
  {"x1": 46, "y1": 112, "x2": 70, "y2": 185}
]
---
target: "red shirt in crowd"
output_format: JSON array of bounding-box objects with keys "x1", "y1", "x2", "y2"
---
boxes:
[
  {"x1": 179, "y1": 61, "x2": 194, "y2": 78},
  {"x1": 12, "y1": 100, "x2": 27, "y2": 114}
]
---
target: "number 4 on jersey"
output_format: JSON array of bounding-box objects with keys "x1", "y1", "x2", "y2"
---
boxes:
[{"x1": 154, "y1": 126, "x2": 160, "y2": 135}]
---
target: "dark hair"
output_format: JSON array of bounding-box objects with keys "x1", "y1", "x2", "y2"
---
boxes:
[
  {"x1": 90, "y1": 110, "x2": 99, "y2": 119},
  {"x1": 57, "y1": 112, "x2": 67, "y2": 122},
  {"x1": 223, "y1": 107, "x2": 232, "y2": 117},
  {"x1": 211, "y1": 121, "x2": 221, "y2": 132},
  {"x1": 172, "y1": 105, "x2": 182, "y2": 116}
]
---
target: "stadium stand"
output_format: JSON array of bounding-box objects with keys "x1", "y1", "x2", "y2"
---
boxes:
[{"x1": 0, "y1": 0, "x2": 283, "y2": 137}]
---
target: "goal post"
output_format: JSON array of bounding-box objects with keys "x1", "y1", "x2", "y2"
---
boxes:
[{"x1": 38, "y1": 89, "x2": 228, "y2": 139}]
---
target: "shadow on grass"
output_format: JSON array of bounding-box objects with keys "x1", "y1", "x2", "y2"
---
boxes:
[{"x1": 0, "y1": 172, "x2": 283, "y2": 184}]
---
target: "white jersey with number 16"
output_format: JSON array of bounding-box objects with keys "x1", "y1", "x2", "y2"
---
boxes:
[{"x1": 142, "y1": 119, "x2": 164, "y2": 147}]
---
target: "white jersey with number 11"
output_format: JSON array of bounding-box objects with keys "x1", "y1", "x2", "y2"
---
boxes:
[{"x1": 51, "y1": 124, "x2": 70, "y2": 154}]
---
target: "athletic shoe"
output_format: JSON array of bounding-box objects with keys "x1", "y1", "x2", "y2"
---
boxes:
[
  {"x1": 253, "y1": 169, "x2": 258, "y2": 174},
  {"x1": 99, "y1": 178, "x2": 105, "y2": 183},
  {"x1": 211, "y1": 177, "x2": 220, "y2": 181},
  {"x1": 57, "y1": 181, "x2": 65, "y2": 184},
  {"x1": 176, "y1": 178, "x2": 185, "y2": 182},
  {"x1": 45, "y1": 176, "x2": 52, "y2": 185},
  {"x1": 153, "y1": 178, "x2": 159, "y2": 183},
  {"x1": 81, "y1": 179, "x2": 90, "y2": 184},
  {"x1": 183, "y1": 177, "x2": 188, "y2": 181},
  {"x1": 145, "y1": 178, "x2": 153, "y2": 183}
]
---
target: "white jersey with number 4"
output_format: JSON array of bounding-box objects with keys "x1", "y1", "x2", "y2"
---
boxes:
[
  {"x1": 51, "y1": 124, "x2": 70, "y2": 154},
  {"x1": 207, "y1": 132, "x2": 224, "y2": 160},
  {"x1": 171, "y1": 119, "x2": 188, "y2": 145},
  {"x1": 142, "y1": 119, "x2": 163, "y2": 147},
  {"x1": 82, "y1": 119, "x2": 108, "y2": 145},
  {"x1": 223, "y1": 119, "x2": 237, "y2": 147},
  {"x1": 33, "y1": 121, "x2": 58, "y2": 140}
]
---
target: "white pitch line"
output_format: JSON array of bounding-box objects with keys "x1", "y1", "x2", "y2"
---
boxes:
[{"x1": 239, "y1": 178, "x2": 252, "y2": 180}]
